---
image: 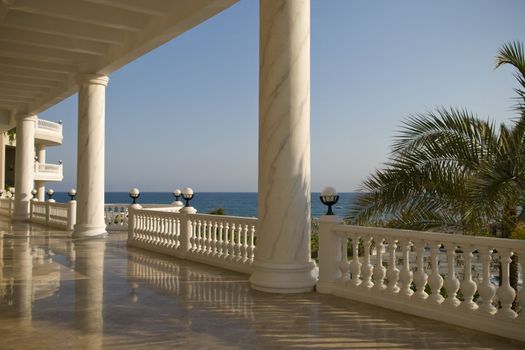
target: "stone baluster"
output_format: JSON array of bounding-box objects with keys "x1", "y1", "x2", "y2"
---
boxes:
[
  {"x1": 360, "y1": 236, "x2": 374, "y2": 289},
  {"x1": 386, "y1": 239, "x2": 400, "y2": 294},
  {"x1": 497, "y1": 249, "x2": 517, "y2": 319},
  {"x1": 477, "y1": 247, "x2": 496, "y2": 314},
  {"x1": 373, "y1": 237, "x2": 386, "y2": 291},
  {"x1": 339, "y1": 238, "x2": 350, "y2": 281},
  {"x1": 203, "y1": 220, "x2": 209, "y2": 253},
  {"x1": 428, "y1": 243, "x2": 444, "y2": 304},
  {"x1": 444, "y1": 243, "x2": 460, "y2": 307},
  {"x1": 230, "y1": 223, "x2": 237, "y2": 261},
  {"x1": 413, "y1": 240, "x2": 428, "y2": 300},
  {"x1": 198, "y1": 220, "x2": 204, "y2": 253},
  {"x1": 248, "y1": 225, "x2": 256, "y2": 262},
  {"x1": 242, "y1": 224, "x2": 249, "y2": 262},
  {"x1": 218, "y1": 222, "x2": 224, "y2": 257},
  {"x1": 235, "y1": 223, "x2": 242, "y2": 261},
  {"x1": 399, "y1": 239, "x2": 413, "y2": 297},
  {"x1": 224, "y1": 222, "x2": 230, "y2": 258},
  {"x1": 460, "y1": 246, "x2": 478, "y2": 311},
  {"x1": 349, "y1": 234, "x2": 362, "y2": 286},
  {"x1": 212, "y1": 221, "x2": 218, "y2": 256}
]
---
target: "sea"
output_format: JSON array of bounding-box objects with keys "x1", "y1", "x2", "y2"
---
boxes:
[{"x1": 52, "y1": 192, "x2": 359, "y2": 219}]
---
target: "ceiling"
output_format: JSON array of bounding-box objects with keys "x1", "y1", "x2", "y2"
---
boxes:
[{"x1": 0, "y1": 0, "x2": 238, "y2": 127}]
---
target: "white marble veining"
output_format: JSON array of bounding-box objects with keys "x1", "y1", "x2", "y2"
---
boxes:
[
  {"x1": 250, "y1": 0, "x2": 316, "y2": 293},
  {"x1": 13, "y1": 114, "x2": 36, "y2": 221},
  {"x1": 73, "y1": 74, "x2": 108, "y2": 237}
]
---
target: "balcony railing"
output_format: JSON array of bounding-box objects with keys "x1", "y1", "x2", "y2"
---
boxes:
[
  {"x1": 34, "y1": 162, "x2": 63, "y2": 182},
  {"x1": 0, "y1": 198, "x2": 14, "y2": 216},
  {"x1": 30, "y1": 201, "x2": 76, "y2": 230},
  {"x1": 35, "y1": 119, "x2": 63, "y2": 145},
  {"x1": 128, "y1": 208, "x2": 257, "y2": 274},
  {"x1": 317, "y1": 218, "x2": 525, "y2": 342}
]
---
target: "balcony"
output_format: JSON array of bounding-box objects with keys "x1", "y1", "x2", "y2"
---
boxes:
[
  {"x1": 0, "y1": 221, "x2": 522, "y2": 349},
  {"x1": 34, "y1": 119, "x2": 63, "y2": 146},
  {"x1": 33, "y1": 162, "x2": 63, "y2": 182}
]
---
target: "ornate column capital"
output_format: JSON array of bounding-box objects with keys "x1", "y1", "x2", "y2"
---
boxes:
[{"x1": 77, "y1": 74, "x2": 109, "y2": 87}]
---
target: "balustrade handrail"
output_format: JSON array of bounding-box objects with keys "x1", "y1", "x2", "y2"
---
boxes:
[
  {"x1": 36, "y1": 119, "x2": 62, "y2": 133},
  {"x1": 334, "y1": 224, "x2": 525, "y2": 250}
]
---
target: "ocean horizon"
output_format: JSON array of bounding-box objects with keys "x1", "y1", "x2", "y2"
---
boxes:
[{"x1": 51, "y1": 192, "x2": 359, "y2": 218}]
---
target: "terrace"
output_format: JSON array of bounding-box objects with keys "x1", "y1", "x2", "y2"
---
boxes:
[
  {"x1": 0, "y1": 0, "x2": 524, "y2": 347},
  {"x1": 0, "y1": 219, "x2": 523, "y2": 349}
]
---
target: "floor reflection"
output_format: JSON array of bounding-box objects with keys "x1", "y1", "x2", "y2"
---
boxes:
[{"x1": 0, "y1": 220, "x2": 523, "y2": 349}]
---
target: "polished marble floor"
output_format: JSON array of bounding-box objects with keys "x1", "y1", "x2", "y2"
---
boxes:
[{"x1": 0, "y1": 219, "x2": 523, "y2": 350}]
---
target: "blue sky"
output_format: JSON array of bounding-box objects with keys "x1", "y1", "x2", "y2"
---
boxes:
[{"x1": 40, "y1": 0, "x2": 525, "y2": 192}]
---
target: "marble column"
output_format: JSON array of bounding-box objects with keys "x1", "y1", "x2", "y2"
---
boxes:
[
  {"x1": 249, "y1": 0, "x2": 316, "y2": 293},
  {"x1": 0, "y1": 134, "x2": 5, "y2": 191},
  {"x1": 13, "y1": 114, "x2": 36, "y2": 221},
  {"x1": 73, "y1": 74, "x2": 108, "y2": 238},
  {"x1": 35, "y1": 144, "x2": 46, "y2": 201}
]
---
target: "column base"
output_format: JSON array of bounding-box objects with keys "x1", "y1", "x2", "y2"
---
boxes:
[
  {"x1": 249, "y1": 260, "x2": 318, "y2": 293},
  {"x1": 72, "y1": 224, "x2": 107, "y2": 238}
]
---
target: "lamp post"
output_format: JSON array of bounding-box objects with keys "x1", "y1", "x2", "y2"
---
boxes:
[
  {"x1": 47, "y1": 189, "x2": 55, "y2": 202},
  {"x1": 172, "y1": 188, "x2": 183, "y2": 207},
  {"x1": 129, "y1": 188, "x2": 141, "y2": 209},
  {"x1": 68, "y1": 189, "x2": 77, "y2": 201},
  {"x1": 320, "y1": 186, "x2": 339, "y2": 216},
  {"x1": 180, "y1": 187, "x2": 196, "y2": 214},
  {"x1": 9, "y1": 187, "x2": 14, "y2": 199},
  {"x1": 31, "y1": 189, "x2": 38, "y2": 201}
]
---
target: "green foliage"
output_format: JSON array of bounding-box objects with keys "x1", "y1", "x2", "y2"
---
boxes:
[
  {"x1": 208, "y1": 207, "x2": 226, "y2": 215},
  {"x1": 350, "y1": 41, "x2": 525, "y2": 238},
  {"x1": 5, "y1": 128, "x2": 15, "y2": 142}
]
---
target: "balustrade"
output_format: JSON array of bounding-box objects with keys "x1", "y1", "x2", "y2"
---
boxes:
[
  {"x1": 317, "y1": 221, "x2": 525, "y2": 342},
  {"x1": 128, "y1": 209, "x2": 257, "y2": 274}
]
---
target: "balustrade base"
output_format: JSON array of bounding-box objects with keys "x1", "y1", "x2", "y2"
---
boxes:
[
  {"x1": 249, "y1": 260, "x2": 318, "y2": 293},
  {"x1": 326, "y1": 282, "x2": 525, "y2": 343}
]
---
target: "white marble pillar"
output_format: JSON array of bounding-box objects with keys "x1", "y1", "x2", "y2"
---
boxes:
[
  {"x1": 0, "y1": 134, "x2": 5, "y2": 191},
  {"x1": 73, "y1": 74, "x2": 108, "y2": 238},
  {"x1": 35, "y1": 144, "x2": 46, "y2": 201},
  {"x1": 249, "y1": 0, "x2": 316, "y2": 293},
  {"x1": 13, "y1": 114, "x2": 36, "y2": 221}
]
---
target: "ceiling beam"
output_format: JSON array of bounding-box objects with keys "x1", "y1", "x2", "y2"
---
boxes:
[
  {"x1": 0, "y1": 41, "x2": 102, "y2": 64},
  {"x1": 0, "y1": 27, "x2": 110, "y2": 55},
  {"x1": 11, "y1": 0, "x2": 147, "y2": 32},
  {"x1": 0, "y1": 57, "x2": 76, "y2": 74},
  {"x1": 0, "y1": 95, "x2": 34, "y2": 103},
  {"x1": 3, "y1": 11, "x2": 127, "y2": 44},
  {"x1": 0, "y1": 87, "x2": 43, "y2": 98},
  {"x1": 84, "y1": 0, "x2": 172, "y2": 16},
  {"x1": 0, "y1": 81, "x2": 50, "y2": 93},
  {"x1": 0, "y1": 74, "x2": 59, "y2": 88},
  {"x1": 0, "y1": 66, "x2": 67, "y2": 82}
]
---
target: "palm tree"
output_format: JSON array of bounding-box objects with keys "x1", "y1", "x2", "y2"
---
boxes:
[{"x1": 350, "y1": 41, "x2": 525, "y2": 290}]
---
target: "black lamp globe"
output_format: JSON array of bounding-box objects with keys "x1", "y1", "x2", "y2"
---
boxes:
[
  {"x1": 182, "y1": 187, "x2": 194, "y2": 207},
  {"x1": 129, "y1": 188, "x2": 140, "y2": 204},
  {"x1": 68, "y1": 189, "x2": 77, "y2": 201},
  {"x1": 31, "y1": 189, "x2": 37, "y2": 200},
  {"x1": 320, "y1": 186, "x2": 339, "y2": 216},
  {"x1": 47, "y1": 188, "x2": 55, "y2": 201},
  {"x1": 172, "y1": 189, "x2": 182, "y2": 202}
]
